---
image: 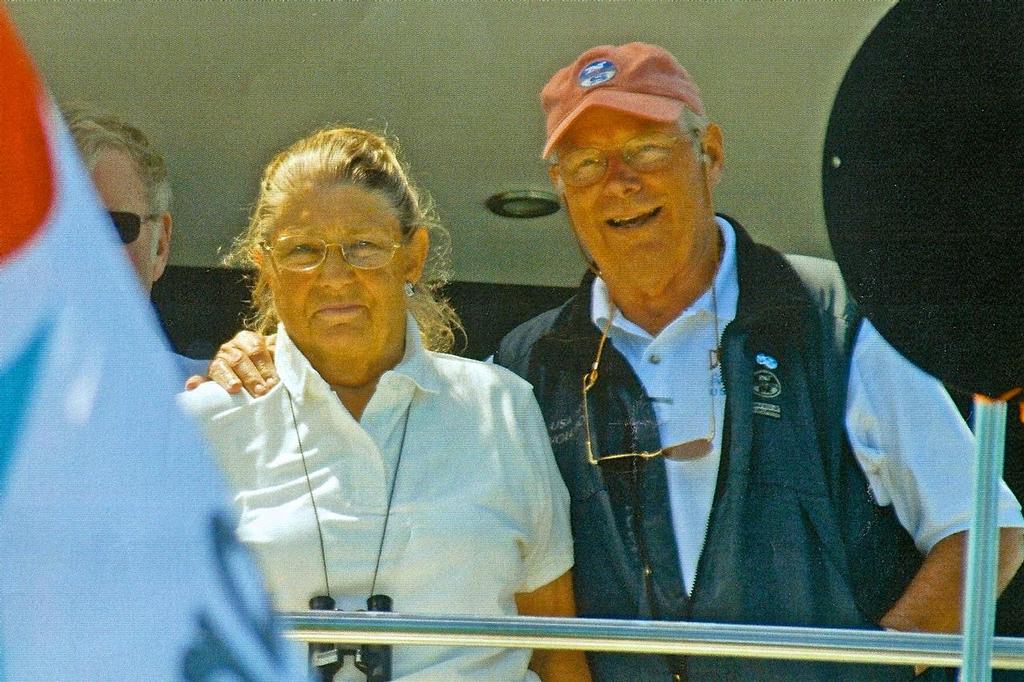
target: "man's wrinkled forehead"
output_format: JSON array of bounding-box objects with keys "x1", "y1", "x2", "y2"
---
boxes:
[{"x1": 553, "y1": 107, "x2": 684, "y2": 155}]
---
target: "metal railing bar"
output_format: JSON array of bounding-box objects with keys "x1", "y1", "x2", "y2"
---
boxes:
[
  {"x1": 280, "y1": 612, "x2": 1024, "y2": 669},
  {"x1": 962, "y1": 396, "x2": 1009, "y2": 680}
]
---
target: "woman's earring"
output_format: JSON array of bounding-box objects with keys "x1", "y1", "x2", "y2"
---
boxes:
[{"x1": 404, "y1": 282, "x2": 415, "y2": 297}]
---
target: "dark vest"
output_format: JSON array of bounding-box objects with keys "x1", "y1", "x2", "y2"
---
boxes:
[{"x1": 496, "y1": 219, "x2": 937, "y2": 681}]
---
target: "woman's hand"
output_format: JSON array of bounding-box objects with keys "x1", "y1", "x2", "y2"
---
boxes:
[
  {"x1": 515, "y1": 570, "x2": 592, "y2": 682},
  {"x1": 184, "y1": 331, "x2": 278, "y2": 395}
]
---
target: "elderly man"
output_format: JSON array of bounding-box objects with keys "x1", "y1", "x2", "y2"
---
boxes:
[
  {"x1": 491, "y1": 43, "x2": 1024, "y2": 680},
  {"x1": 199, "y1": 44, "x2": 1023, "y2": 681},
  {"x1": 64, "y1": 105, "x2": 206, "y2": 380}
]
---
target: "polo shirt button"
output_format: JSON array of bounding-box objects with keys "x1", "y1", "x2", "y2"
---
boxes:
[{"x1": 649, "y1": 354, "x2": 661, "y2": 364}]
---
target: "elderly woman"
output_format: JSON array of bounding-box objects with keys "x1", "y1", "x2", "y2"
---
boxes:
[{"x1": 180, "y1": 127, "x2": 587, "y2": 681}]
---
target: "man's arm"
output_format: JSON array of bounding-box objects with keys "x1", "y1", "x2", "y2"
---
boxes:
[
  {"x1": 846, "y1": 321, "x2": 1024, "y2": 631},
  {"x1": 879, "y1": 528, "x2": 1024, "y2": 633},
  {"x1": 184, "y1": 331, "x2": 278, "y2": 394}
]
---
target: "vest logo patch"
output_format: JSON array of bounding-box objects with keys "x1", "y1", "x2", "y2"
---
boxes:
[
  {"x1": 753, "y1": 369, "x2": 782, "y2": 399},
  {"x1": 753, "y1": 401, "x2": 781, "y2": 419}
]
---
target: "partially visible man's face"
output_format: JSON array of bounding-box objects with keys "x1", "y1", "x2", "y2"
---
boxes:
[
  {"x1": 89, "y1": 147, "x2": 170, "y2": 294},
  {"x1": 550, "y1": 106, "x2": 721, "y2": 285}
]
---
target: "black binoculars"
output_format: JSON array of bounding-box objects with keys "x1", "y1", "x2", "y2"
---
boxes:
[{"x1": 308, "y1": 594, "x2": 392, "y2": 682}]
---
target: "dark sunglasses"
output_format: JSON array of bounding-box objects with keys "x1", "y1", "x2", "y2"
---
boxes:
[{"x1": 108, "y1": 211, "x2": 145, "y2": 244}]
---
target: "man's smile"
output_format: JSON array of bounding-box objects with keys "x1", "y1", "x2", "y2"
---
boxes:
[{"x1": 606, "y1": 206, "x2": 661, "y2": 228}]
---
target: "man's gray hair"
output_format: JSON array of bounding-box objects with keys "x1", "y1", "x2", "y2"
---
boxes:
[
  {"x1": 61, "y1": 102, "x2": 172, "y2": 216},
  {"x1": 680, "y1": 107, "x2": 710, "y2": 151}
]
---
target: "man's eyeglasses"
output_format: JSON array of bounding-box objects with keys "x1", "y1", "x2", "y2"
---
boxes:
[
  {"x1": 557, "y1": 132, "x2": 682, "y2": 188},
  {"x1": 263, "y1": 234, "x2": 404, "y2": 272},
  {"x1": 582, "y1": 306, "x2": 720, "y2": 465},
  {"x1": 108, "y1": 211, "x2": 155, "y2": 245}
]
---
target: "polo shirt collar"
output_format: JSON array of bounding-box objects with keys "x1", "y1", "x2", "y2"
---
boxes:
[
  {"x1": 390, "y1": 314, "x2": 443, "y2": 395},
  {"x1": 275, "y1": 314, "x2": 443, "y2": 403}
]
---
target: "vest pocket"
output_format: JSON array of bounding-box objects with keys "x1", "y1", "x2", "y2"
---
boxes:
[
  {"x1": 694, "y1": 480, "x2": 923, "y2": 681},
  {"x1": 728, "y1": 478, "x2": 878, "y2": 630},
  {"x1": 845, "y1": 501, "x2": 923, "y2": 624},
  {"x1": 568, "y1": 486, "x2": 642, "y2": 618}
]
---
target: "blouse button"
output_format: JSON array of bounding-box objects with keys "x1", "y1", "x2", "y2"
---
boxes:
[{"x1": 649, "y1": 354, "x2": 661, "y2": 364}]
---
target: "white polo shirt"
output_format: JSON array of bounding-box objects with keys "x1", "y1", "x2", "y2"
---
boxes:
[
  {"x1": 180, "y1": 317, "x2": 572, "y2": 681},
  {"x1": 592, "y1": 217, "x2": 1023, "y2": 594}
]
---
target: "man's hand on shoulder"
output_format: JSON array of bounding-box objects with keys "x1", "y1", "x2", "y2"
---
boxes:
[{"x1": 184, "y1": 331, "x2": 278, "y2": 396}]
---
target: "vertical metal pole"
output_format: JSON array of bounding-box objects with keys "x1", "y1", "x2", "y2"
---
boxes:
[{"x1": 960, "y1": 397, "x2": 1008, "y2": 681}]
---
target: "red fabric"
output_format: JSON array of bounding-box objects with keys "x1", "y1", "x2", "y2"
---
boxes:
[
  {"x1": 541, "y1": 42, "x2": 705, "y2": 158},
  {"x1": 0, "y1": 7, "x2": 54, "y2": 263}
]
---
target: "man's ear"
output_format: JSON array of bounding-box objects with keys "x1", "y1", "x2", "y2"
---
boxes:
[
  {"x1": 547, "y1": 162, "x2": 565, "y2": 194},
  {"x1": 699, "y1": 123, "x2": 725, "y2": 189},
  {"x1": 151, "y1": 212, "x2": 173, "y2": 283}
]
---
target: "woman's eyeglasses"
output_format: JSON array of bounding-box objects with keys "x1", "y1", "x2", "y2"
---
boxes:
[{"x1": 263, "y1": 234, "x2": 404, "y2": 271}]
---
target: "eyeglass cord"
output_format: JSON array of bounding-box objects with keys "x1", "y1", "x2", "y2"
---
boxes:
[
  {"x1": 288, "y1": 389, "x2": 332, "y2": 598},
  {"x1": 589, "y1": 278, "x2": 722, "y2": 447},
  {"x1": 286, "y1": 387, "x2": 411, "y2": 602}
]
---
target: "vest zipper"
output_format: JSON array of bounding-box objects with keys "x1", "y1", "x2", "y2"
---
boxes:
[
  {"x1": 684, "y1": 348, "x2": 732, "y2": 638},
  {"x1": 687, "y1": 502, "x2": 714, "y2": 604},
  {"x1": 661, "y1": 443, "x2": 722, "y2": 682}
]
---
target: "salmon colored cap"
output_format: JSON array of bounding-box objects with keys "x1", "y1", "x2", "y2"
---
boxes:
[{"x1": 541, "y1": 42, "x2": 705, "y2": 158}]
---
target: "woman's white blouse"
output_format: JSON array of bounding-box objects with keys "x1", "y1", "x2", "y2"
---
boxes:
[{"x1": 180, "y1": 318, "x2": 573, "y2": 681}]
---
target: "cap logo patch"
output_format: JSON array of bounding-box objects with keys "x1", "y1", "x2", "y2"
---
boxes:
[{"x1": 578, "y1": 59, "x2": 617, "y2": 88}]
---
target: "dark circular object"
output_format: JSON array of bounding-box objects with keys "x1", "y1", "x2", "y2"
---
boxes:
[
  {"x1": 366, "y1": 594, "x2": 392, "y2": 612},
  {"x1": 309, "y1": 595, "x2": 336, "y2": 610},
  {"x1": 485, "y1": 190, "x2": 560, "y2": 219},
  {"x1": 823, "y1": 1, "x2": 1024, "y2": 398}
]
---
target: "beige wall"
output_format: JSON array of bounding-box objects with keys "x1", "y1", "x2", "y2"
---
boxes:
[{"x1": 10, "y1": 0, "x2": 894, "y2": 286}]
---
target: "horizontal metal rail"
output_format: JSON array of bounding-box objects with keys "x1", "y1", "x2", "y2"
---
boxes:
[{"x1": 281, "y1": 612, "x2": 1024, "y2": 669}]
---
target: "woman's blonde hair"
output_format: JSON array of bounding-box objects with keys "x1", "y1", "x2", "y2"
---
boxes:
[{"x1": 227, "y1": 127, "x2": 462, "y2": 353}]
